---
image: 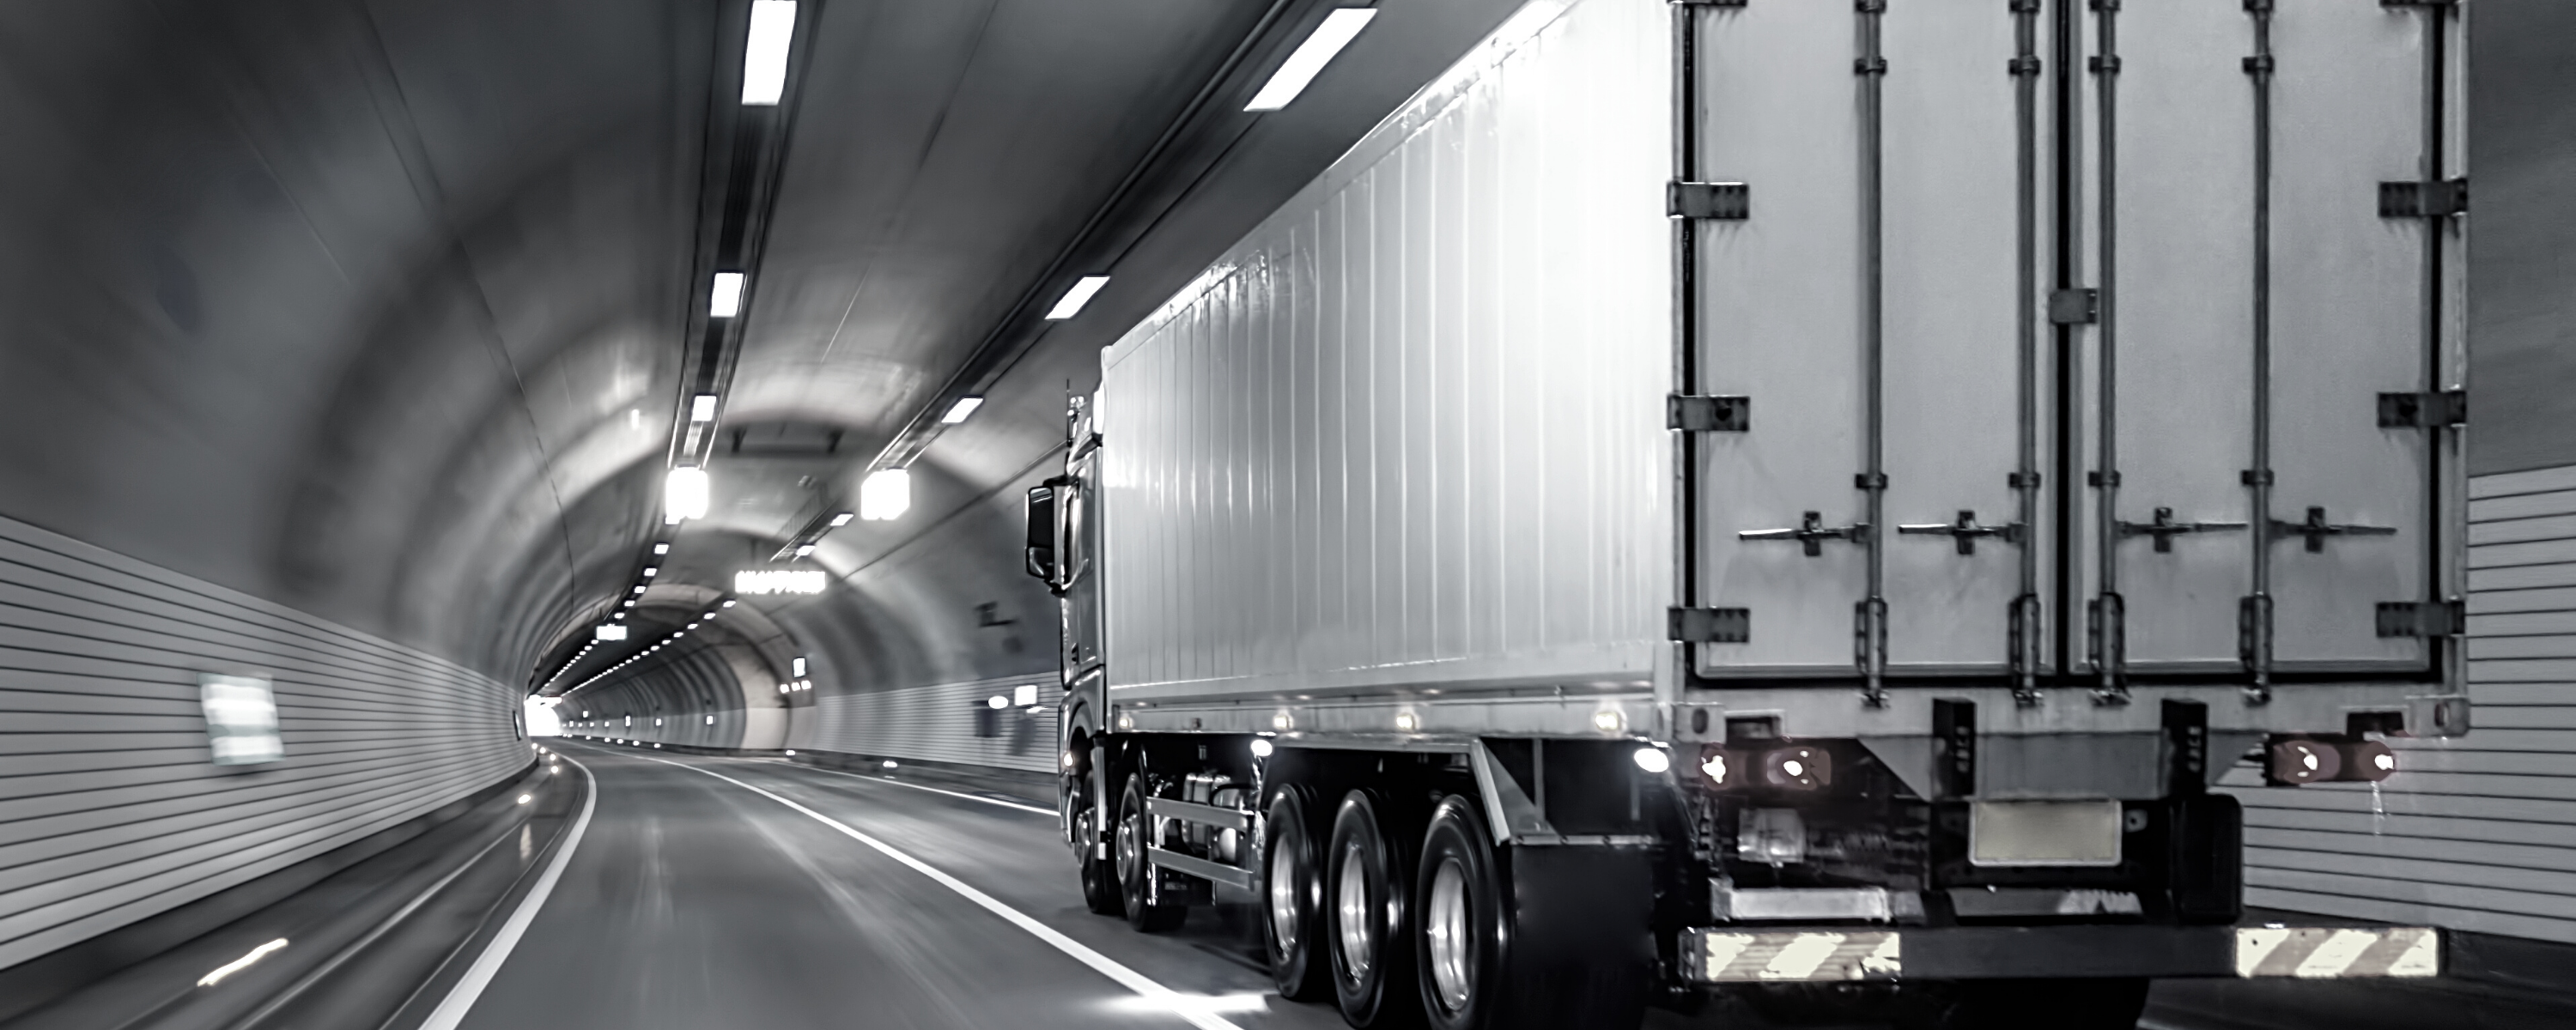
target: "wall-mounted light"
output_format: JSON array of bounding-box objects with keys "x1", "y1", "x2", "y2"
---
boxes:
[
  {"x1": 1245, "y1": 9, "x2": 1376, "y2": 112},
  {"x1": 941, "y1": 397, "x2": 984, "y2": 424},
  {"x1": 665, "y1": 466, "x2": 710, "y2": 523},
  {"x1": 860, "y1": 468, "x2": 910, "y2": 520},
  {"x1": 740, "y1": 1, "x2": 796, "y2": 106},
  {"x1": 1045, "y1": 276, "x2": 1109, "y2": 320}
]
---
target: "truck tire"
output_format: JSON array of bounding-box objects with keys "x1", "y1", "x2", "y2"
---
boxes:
[
  {"x1": 1066, "y1": 770, "x2": 1120, "y2": 916},
  {"x1": 1413, "y1": 797, "x2": 1505, "y2": 1030},
  {"x1": 1904, "y1": 978, "x2": 2149, "y2": 1030},
  {"x1": 1116, "y1": 775, "x2": 1188, "y2": 932},
  {"x1": 1263, "y1": 785, "x2": 1331, "y2": 1000},
  {"x1": 1327, "y1": 789, "x2": 1421, "y2": 1027}
]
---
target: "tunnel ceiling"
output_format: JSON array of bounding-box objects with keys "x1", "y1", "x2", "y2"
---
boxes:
[{"x1": 0, "y1": 0, "x2": 1528, "y2": 690}]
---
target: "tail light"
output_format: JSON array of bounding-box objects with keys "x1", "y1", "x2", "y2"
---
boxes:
[{"x1": 2265, "y1": 736, "x2": 2397, "y2": 786}]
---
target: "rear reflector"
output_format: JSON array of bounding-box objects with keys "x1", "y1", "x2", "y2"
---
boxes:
[
  {"x1": 2236, "y1": 926, "x2": 2438, "y2": 978},
  {"x1": 1690, "y1": 930, "x2": 1900, "y2": 982}
]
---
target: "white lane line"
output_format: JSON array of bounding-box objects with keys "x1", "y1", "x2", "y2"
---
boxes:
[
  {"x1": 635, "y1": 754, "x2": 1245, "y2": 1030},
  {"x1": 416, "y1": 754, "x2": 598, "y2": 1030},
  {"x1": 752, "y1": 758, "x2": 1057, "y2": 816}
]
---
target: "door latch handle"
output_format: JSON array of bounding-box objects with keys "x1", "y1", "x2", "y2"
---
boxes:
[
  {"x1": 2117, "y1": 506, "x2": 2249, "y2": 553},
  {"x1": 1740, "y1": 511, "x2": 1868, "y2": 557},
  {"x1": 1897, "y1": 509, "x2": 2024, "y2": 554},
  {"x1": 2270, "y1": 506, "x2": 2397, "y2": 553}
]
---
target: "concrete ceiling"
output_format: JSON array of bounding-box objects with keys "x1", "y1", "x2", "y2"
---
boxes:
[{"x1": 0, "y1": 0, "x2": 1527, "y2": 697}]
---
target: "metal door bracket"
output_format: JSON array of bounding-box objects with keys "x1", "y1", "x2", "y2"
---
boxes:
[
  {"x1": 2049, "y1": 288, "x2": 2098, "y2": 324},
  {"x1": 2379, "y1": 178, "x2": 2468, "y2": 218},
  {"x1": 1741, "y1": 512, "x2": 1868, "y2": 557},
  {"x1": 2117, "y1": 507, "x2": 2248, "y2": 553},
  {"x1": 2378, "y1": 390, "x2": 2466, "y2": 427},
  {"x1": 2240, "y1": 469, "x2": 2275, "y2": 486},
  {"x1": 2271, "y1": 506, "x2": 2397, "y2": 552},
  {"x1": 2376, "y1": 599, "x2": 2465, "y2": 639},
  {"x1": 1670, "y1": 181, "x2": 1750, "y2": 220},
  {"x1": 1898, "y1": 510, "x2": 2023, "y2": 554},
  {"x1": 1670, "y1": 394, "x2": 1751, "y2": 432},
  {"x1": 1671, "y1": 607, "x2": 1752, "y2": 644}
]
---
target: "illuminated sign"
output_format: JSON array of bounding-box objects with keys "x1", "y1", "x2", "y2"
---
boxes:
[
  {"x1": 200, "y1": 674, "x2": 283, "y2": 766},
  {"x1": 735, "y1": 569, "x2": 826, "y2": 595}
]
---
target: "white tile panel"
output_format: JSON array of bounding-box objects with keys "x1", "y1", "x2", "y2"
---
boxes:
[
  {"x1": 1096, "y1": 0, "x2": 1670, "y2": 704},
  {"x1": 2236, "y1": 462, "x2": 2576, "y2": 945},
  {"x1": 793, "y1": 674, "x2": 1063, "y2": 774}
]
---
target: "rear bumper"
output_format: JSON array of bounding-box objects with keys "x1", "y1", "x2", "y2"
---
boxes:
[{"x1": 1680, "y1": 924, "x2": 2439, "y2": 983}]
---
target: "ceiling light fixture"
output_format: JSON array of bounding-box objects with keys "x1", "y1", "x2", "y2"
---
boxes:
[
  {"x1": 665, "y1": 466, "x2": 710, "y2": 522},
  {"x1": 653, "y1": 542, "x2": 670, "y2": 554},
  {"x1": 740, "y1": 1, "x2": 796, "y2": 106},
  {"x1": 709, "y1": 273, "x2": 745, "y2": 318},
  {"x1": 828, "y1": 512, "x2": 854, "y2": 527},
  {"x1": 860, "y1": 468, "x2": 910, "y2": 520},
  {"x1": 690, "y1": 394, "x2": 719, "y2": 422},
  {"x1": 1245, "y1": 9, "x2": 1376, "y2": 112},
  {"x1": 1045, "y1": 276, "x2": 1109, "y2": 320},
  {"x1": 795, "y1": 544, "x2": 816, "y2": 557},
  {"x1": 940, "y1": 397, "x2": 983, "y2": 424}
]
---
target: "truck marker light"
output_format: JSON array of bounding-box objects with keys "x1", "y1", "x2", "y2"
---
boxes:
[
  {"x1": 1764, "y1": 746, "x2": 1832, "y2": 790},
  {"x1": 1632, "y1": 747, "x2": 1670, "y2": 774},
  {"x1": 2268, "y1": 738, "x2": 2340, "y2": 785},
  {"x1": 1272, "y1": 712, "x2": 1294, "y2": 731},
  {"x1": 1394, "y1": 711, "x2": 1420, "y2": 732},
  {"x1": 988, "y1": 695, "x2": 1009, "y2": 709},
  {"x1": 1249, "y1": 738, "x2": 1274, "y2": 759},
  {"x1": 1701, "y1": 751, "x2": 1729, "y2": 787},
  {"x1": 1592, "y1": 709, "x2": 1625, "y2": 734}
]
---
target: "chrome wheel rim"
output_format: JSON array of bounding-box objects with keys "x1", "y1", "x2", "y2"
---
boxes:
[
  {"x1": 1268, "y1": 831, "x2": 1302, "y2": 954},
  {"x1": 1116, "y1": 804, "x2": 1142, "y2": 888},
  {"x1": 1335, "y1": 843, "x2": 1374, "y2": 979},
  {"x1": 1425, "y1": 857, "x2": 1473, "y2": 1012}
]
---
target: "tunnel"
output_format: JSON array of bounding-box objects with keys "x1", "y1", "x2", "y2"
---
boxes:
[{"x1": 3, "y1": 1, "x2": 2576, "y2": 1028}]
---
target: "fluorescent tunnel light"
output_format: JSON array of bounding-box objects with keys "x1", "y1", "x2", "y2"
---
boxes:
[
  {"x1": 709, "y1": 273, "x2": 745, "y2": 318},
  {"x1": 691, "y1": 394, "x2": 719, "y2": 422},
  {"x1": 1245, "y1": 9, "x2": 1376, "y2": 112},
  {"x1": 1045, "y1": 276, "x2": 1109, "y2": 320},
  {"x1": 860, "y1": 468, "x2": 910, "y2": 520},
  {"x1": 828, "y1": 512, "x2": 854, "y2": 527},
  {"x1": 741, "y1": 1, "x2": 797, "y2": 105},
  {"x1": 665, "y1": 467, "x2": 710, "y2": 522},
  {"x1": 941, "y1": 397, "x2": 983, "y2": 424}
]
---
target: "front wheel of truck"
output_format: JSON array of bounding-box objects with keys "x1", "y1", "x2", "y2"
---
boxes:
[
  {"x1": 1116, "y1": 775, "x2": 1188, "y2": 932},
  {"x1": 1066, "y1": 769, "x2": 1120, "y2": 916}
]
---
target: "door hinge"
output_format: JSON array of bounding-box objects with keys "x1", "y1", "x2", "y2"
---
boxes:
[
  {"x1": 2375, "y1": 599, "x2": 2465, "y2": 639},
  {"x1": 1669, "y1": 181, "x2": 1750, "y2": 220},
  {"x1": 2379, "y1": 178, "x2": 2469, "y2": 218},
  {"x1": 2378, "y1": 390, "x2": 2466, "y2": 428},
  {"x1": 1669, "y1": 394, "x2": 1750, "y2": 432},
  {"x1": 1671, "y1": 607, "x2": 1751, "y2": 644},
  {"x1": 2049, "y1": 288, "x2": 2098, "y2": 324}
]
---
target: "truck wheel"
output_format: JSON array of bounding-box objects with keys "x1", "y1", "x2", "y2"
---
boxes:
[
  {"x1": 1327, "y1": 789, "x2": 1422, "y2": 1027},
  {"x1": 1905, "y1": 978, "x2": 2149, "y2": 1030},
  {"x1": 1263, "y1": 785, "x2": 1330, "y2": 1000},
  {"x1": 1115, "y1": 776, "x2": 1187, "y2": 932},
  {"x1": 1066, "y1": 772, "x2": 1120, "y2": 916},
  {"x1": 1414, "y1": 797, "x2": 1504, "y2": 1030}
]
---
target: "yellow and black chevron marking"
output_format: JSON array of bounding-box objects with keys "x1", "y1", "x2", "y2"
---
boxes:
[
  {"x1": 2233, "y1": 927, "x2": 2439, "y2": 978},
  {"x1": 1691, "y1": 931, "x2": 1903, "y2": 982}
]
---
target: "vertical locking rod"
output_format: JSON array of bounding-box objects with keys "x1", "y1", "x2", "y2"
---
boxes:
[
  {"x1": 2011, "y1": 0, "x2": 2043, "y2": 706},
  {"x1": 2242, "y1": 0, "x2": 2276, "y2": 705},
  {"x1": 1671, "y1": 0, "x2": 1705, "y2": 693},
  {"x1": 1856, "y1": 0, "x2": 1890, "y2": 706},
  {"x1": 2089, "y1": 0, "x2": 2129, "y2": 706}
]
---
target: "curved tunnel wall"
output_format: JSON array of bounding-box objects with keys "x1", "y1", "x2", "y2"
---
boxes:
[{"x1": 0, "y1": 511, "x2": 526, "y2": 971}]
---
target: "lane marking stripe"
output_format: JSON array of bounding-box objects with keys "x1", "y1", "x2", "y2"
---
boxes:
[
  {"x1": 638, "y1": 753, "x2": 1244, "y2": 1030},
  {"x1": 416, "y1": 754, "x2": 598, "y2": 1030},
  {"x1": 757, "y1": 759, "x2": 1058, "y2": 816}
]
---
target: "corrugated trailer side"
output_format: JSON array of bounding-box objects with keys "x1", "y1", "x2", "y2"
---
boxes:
[{"x1": 1093, "y1": 0, "x2": 1668, "y2": 718}]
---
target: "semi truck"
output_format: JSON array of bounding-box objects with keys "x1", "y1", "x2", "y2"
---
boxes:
[{"x1": 1023, "y1": 0, "x2": 2468, "y2": 1026}]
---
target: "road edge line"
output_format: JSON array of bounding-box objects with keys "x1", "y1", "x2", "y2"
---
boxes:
[
  {"x1": 761, "y1": 759, "x2": 1056, "y2": 815},
  {"x1": 415, "y1": 754, "x2": 597, "y2": 1030}
]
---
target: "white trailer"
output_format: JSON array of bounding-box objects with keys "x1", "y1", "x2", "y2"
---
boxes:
[{"x1": 1025, "y1": 0, "x2": 2469, "y2": 1026}]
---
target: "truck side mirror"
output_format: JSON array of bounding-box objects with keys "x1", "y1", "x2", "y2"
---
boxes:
[{"x1": 1024, "y1": 486, "x2": 1057, "y2": 582}]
